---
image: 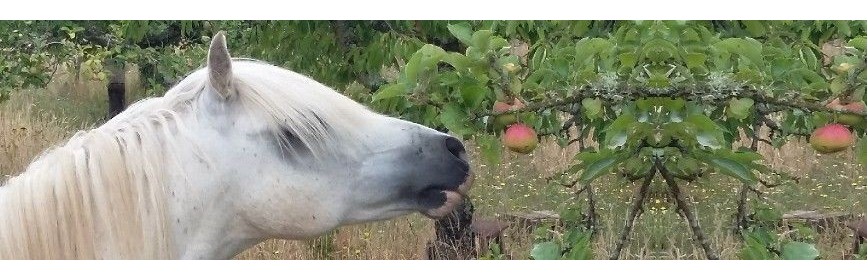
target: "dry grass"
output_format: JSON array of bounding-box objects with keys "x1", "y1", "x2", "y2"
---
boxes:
[
  {"x1": 235, "y1": 219, "x2": 435, "y2": 260},
  {"x1": 1, "y1": 69, "x2": 865, "y2": 260},
  {"x1": 0, "y1": 104, "x2": 73, "y2": 176}
]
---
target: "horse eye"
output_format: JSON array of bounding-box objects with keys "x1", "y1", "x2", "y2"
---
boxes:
[{"x1": 277, "y1": 127, "x2": 311, "y2": 156}]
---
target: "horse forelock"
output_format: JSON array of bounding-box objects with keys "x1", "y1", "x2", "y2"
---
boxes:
[{"x1": 226, "y1": 60, "x2": 372, "y2": 160}]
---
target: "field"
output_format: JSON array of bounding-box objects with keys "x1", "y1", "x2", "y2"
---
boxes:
[{"x1": 1, "y1": 69, "x2": 865, "y2": 260}]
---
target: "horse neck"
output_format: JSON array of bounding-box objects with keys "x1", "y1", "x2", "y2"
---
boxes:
[{"x1": 0, "y1": 117, "x2": 180, "y2": 259}]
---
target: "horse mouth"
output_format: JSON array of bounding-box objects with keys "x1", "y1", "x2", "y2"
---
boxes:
[{"x1": 420, "y1": 171, "x2": 474, "y2": 219}]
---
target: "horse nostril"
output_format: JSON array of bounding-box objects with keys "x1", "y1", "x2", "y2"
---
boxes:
[{"x1": 444, "y1": 136, "x2": 466, "y2": 159}]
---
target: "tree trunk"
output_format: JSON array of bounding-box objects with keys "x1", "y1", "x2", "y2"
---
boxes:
[
  {"x1": 106, "y1": 61, "x2": 126, "y2": 119},
  {"x1": 609, "y1": 169, "x2": 655, "y2": 260},
  {"x1": 426, "y1": 197, "x2": 477, "y2": 259},
  {"x1": 657, "y1": 160, "x2": 720, "y2": 260}
]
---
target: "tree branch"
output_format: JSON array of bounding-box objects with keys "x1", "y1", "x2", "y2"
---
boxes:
[
  {"x1": 759, "y1": 114, "x2": 810, "y2": 137},
  {"x1": 656, "y1": 159, "x2": 720, "y2": 260},
  {"x1": 609, "y1": 167, "x2": 656, "y2": 260},
  {"x1": 474, "y1": 85, "x2": 866, "y2": 120},
  {"x1": 585, "y1": 184, "x2": 598, "y2": 234}
]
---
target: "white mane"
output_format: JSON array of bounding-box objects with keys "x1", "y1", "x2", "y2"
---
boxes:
[{"x1": 0, "y1": 59, "x2": 372, "y2": 259}]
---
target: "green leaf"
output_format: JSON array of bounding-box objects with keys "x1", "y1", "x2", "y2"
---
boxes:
[
  {"x1": 563, "y1": 229, "x2": 594, "y2": 260},
  {"x1": 402, "y1": 52, "x2": 424, "y2": 84},
  {"x1": 672, "y1": 156, "x2": 700, "y2": 177},
  {"x1": 685, "y1": 52, "x2": 707, "y2": 70},
  {"x1": 471, "y1": 30, "x2": 494, "y2": 51},
  {"x1": 623, "y1": 157, "x2": 653, "y2": 177},
  {"x1": 564, "y1": 245, "x2": 593, "y2": 260},
  {"x1": 603, "y1": 113, "x2": 637, "y2": 149},
  {"x1": 748, "y1": 226, "x2": 778, "y2": 247},
  {"x1": 439, "y1": 104, "x2": 472, "y2": 137},
  {"x1": 742, "y1": 21, "x2": 766, "y2": 37},
  {"x1": 686, "y1": 114, "x2": 726, "y2": 149},
  {"x1": 562, "y1": 227, "x2": 584, "y2": 245},
  {"x1": 754, "y1": 207, "x2": 782, "y2": 226},
  {"x1": 781, "y1": 242, "x2": 820, "y2": 260},
  {"x1": 830, "y1": 76, "x2": 847, "y2": 95},
  {"x1": 401, "y1": 45, "x2": 446, "y2": 85},
  {"x1": 490, "y1": 37, "x2": 510, "y2": 51},
  {"x1": 371, "y1": 83, "x2": 407, "y2": 101},
  {"x1": 532, "y1": 225, "x2": 554, "y2": 242},
  {"x1": 727, "y1": 98, "x2": 755, "y2": 120},
  {"x1": 681, "y1": 27, "x2": 701, "y2": 42},
  {"x1": 573, "y1": 149, "x2": 625, "y2": 184},
  {"x1": 418, "y1": 44, "x2": 446, "y2": 69},
  {"x1": 560, "y1": 207, "x2": 584, "y2": 228},
  {"x1": 715, "y1": 38, "x2": 764, "y2": 67},
  {"x1": 530, "y1": 241, "x2": 562, "y2": 260},
  {"x1": 858, "y1": 243, "x2": 867, "y2": 260},
  {"x1": 618, "y1": 52, "x2": 637, "y2": 69},
  {"x1": 459, "y1": 81, "x2": 489, "y2": 109},
  {"x1": 579, "y1": 157, "x2": 620, "y2": 184},
  {"x1": 662, "y1": 98, "x2": 686, "y2": 114},
  {"x1": 447, "y1": 23, "x2": 473, "y2": 46},
  {"x1": 835, "y1": 20, "x2": 852, "y2": 36},
  {"x1": 695, "y1": 151, "x2": 758, "y2": 185},
  {"x1": 770, "y1": 58, "x2": 793, "y2": 78},
  {"x1": 575, "y1": 38, "x2": 614, "y2": 64},
  {"x1": 476, "y1": 133, "x2": 502, "y2": 166},
  {"x1": 799, "y1": 46, "x2": 818, "y2": 70},
  {"x1": 848, "y1": 36, "x2": 866, "y2": 52},
  {"x1": 582, "y1": 98, "x2": 603, "y2": 120},
  {"x1": 740, "y1": 234, "x2": 775, "y2": 260}
]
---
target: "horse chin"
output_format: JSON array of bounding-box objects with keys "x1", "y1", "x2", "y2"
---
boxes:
[
  {"x1": 422, "y1": 191, "x2": 464, "y2": 219},
  {"x1": 421, "y1": 171, "x2": 474, "y2": 219}
]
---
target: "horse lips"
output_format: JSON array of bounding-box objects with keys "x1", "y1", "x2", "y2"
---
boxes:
[{"x1": 422, "y1": 170, "x2": 473, "y2": 219}]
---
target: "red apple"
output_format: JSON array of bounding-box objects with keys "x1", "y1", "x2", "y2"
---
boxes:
[
  {"x1": 809, "y1": 123, "x2": 854, "y2": 154},
  {"x1": 492, "y1": 98, "x2": 526, "y2": 129},
  {"x1": 842, "y1": 102, "x2": 866, "y2": 114},
  {"x1": 511, "y1": 97, "x2": 525, "y2": 110},
  {"x1": 826, "y1": 98, "x2": 844, "y2": 110},
  {"x1": 492, "y1": 101, "x2": 517, "y2": 128},
  {"x1": 493, "y1": 101, "x2": 512, "y2": 114},
  {"x1": 503, "y1": 123, "x2": 538, "y2": 154},
  {"x1": 837, "y1": 101, "x2": 865, "y2": 127}
]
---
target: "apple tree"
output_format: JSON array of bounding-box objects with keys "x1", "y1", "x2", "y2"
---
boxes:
[{"x1": 366, "y1": 20, "x2": 866, "y2": 260}]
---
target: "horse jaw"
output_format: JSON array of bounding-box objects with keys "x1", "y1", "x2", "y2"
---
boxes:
[{"x1": 163, "y1": 121, "x2": 346, "y2": 259}]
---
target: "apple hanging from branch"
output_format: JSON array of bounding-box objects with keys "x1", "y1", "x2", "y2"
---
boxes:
[
  {"x1": 810, "y1": 123, "x2": 855, "y2": 154},
  {"x1": 503, "y1": 123, "x2": 538, "y2": 154}
]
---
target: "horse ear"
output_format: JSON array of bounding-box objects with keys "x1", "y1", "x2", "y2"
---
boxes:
[{"x1": 207, "y1": 31, "x2": 234, "y2": 99}]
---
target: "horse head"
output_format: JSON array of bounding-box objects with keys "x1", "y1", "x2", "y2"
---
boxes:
[{"x1": 166, "y1": 32, "x2": 473, "y2": 258}]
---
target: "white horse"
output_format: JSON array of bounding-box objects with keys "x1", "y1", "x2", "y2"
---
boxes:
[{"x1": 0, "y1": 32, "x2": 472, "y2": 259}]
